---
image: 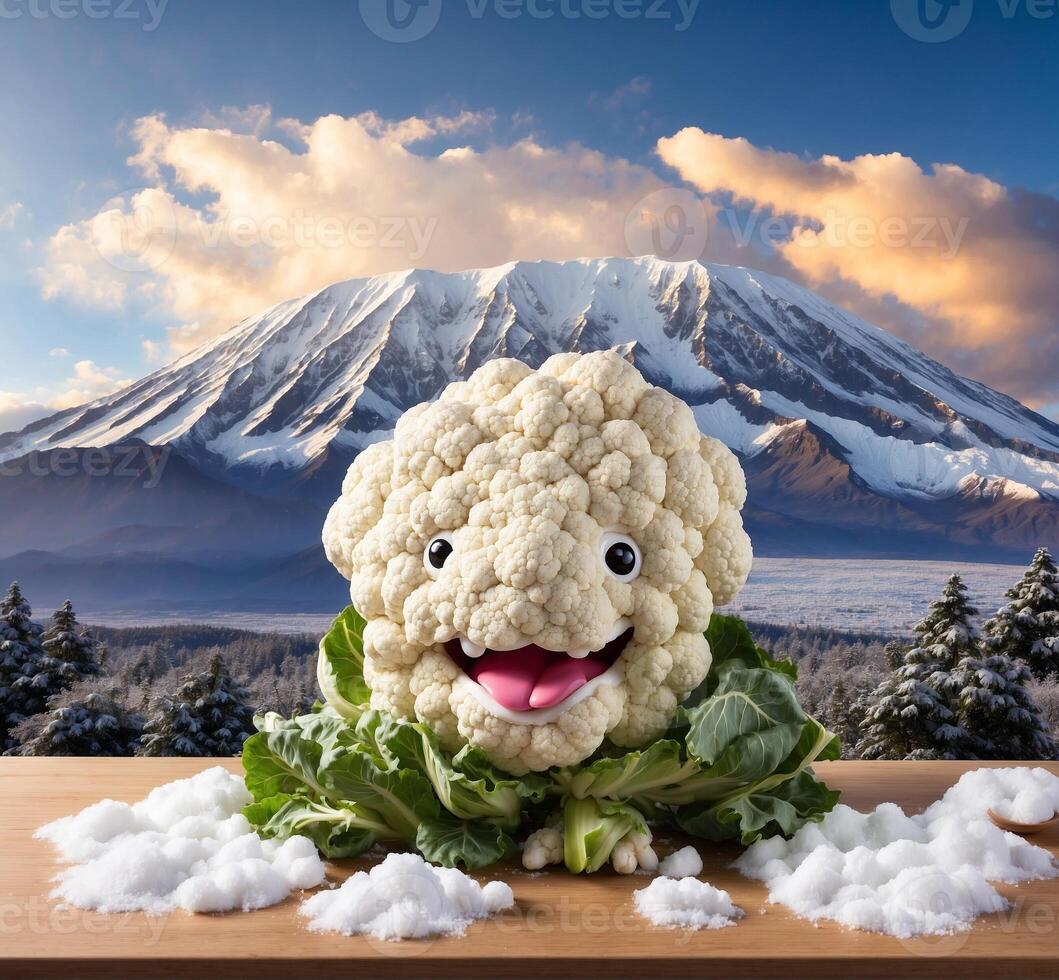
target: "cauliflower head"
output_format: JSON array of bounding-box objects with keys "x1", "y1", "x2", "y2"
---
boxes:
[{"x1": 322, "y1": 352, "x2": 752, "y2": 774}]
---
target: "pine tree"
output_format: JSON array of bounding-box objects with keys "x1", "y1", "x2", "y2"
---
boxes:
[
  {"x1": 14, "y1": 681, "x2": 144, "y2": 757},
  {"x1": 0, "y1": 582, "x2": 46, "y2": 750},
  {"x1": 139, "y1": 655, "x2": 255, "y2": 757},
  {"x1": 858, "y1": 574, "x2": 976, "y2": 760},
  {"x1": 24, "y1": 600, "x2": 102, "y2": 704},
  {"x1": 983, "y1": 548, "x2": 1059, "y2": 681},
  {"x1": 952, "y1": 649, "x2": 1058, "y2": 760},
  {"x1": 832, "y1": 680, "x2": 874, "y2": 760}
]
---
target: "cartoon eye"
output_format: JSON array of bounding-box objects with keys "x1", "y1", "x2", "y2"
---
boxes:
[
  {"x1": 425, "y1": 533, "x2": 455, "y2": 576},
  {"x1": 600, "y1": 532, "x2": 642, "y2": 583}
]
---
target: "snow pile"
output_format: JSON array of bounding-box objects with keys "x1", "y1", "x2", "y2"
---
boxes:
[
  {"x1": 993, "y1": 791, "x2": 1056, "y2": 824},
  {"x1": 36, "y1": 767, "x2": 326, "y2": 914},
  {"x1": 634, "y1": 877, "x2": 743, "y2": 930},
  {"x1": 300, "y1": 852, "x2": 513, "y2": 941},
  {"x1": 736, "y1": 767, "x2": 1059, "y2": 938},
  {"x1": 658, "y1": 846, "x2": 703, "y2": 879}
]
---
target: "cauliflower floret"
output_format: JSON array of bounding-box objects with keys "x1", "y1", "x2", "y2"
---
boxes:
[
  {"x1": 322, "y1": 352, "x2": 753, "y2": 773},
  {"x1": 611, "y1": 830, "x2": 659, "y2": 875},
  {"x1": 522, "y1": 826, "x2": 564, "y2": 871}
]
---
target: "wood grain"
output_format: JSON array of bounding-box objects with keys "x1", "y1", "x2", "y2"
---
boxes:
[{"x1": 1, "y1": 759, "x2": 1057, "y2": 978}]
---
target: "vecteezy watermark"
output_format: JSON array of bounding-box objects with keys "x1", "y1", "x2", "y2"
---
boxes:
[
  {"x1": 892, "y1": 0, "x2": 1059, "y2": 42},
  {"x1": 92, "y1": 189, "x2": 178, "y2": 275},
  {"x1": 90, "y1": 190, "x2": 439, "y2": 274},
  {"x1": 729, "y1": 208, "x2": 969, "y2": 259},
  {"x1": 0, "y1": 895, "x2": 168, "y2": 943},
  {"x1": 896, "y1": 891, "x2": 1058, "y2": 957},
  {"x1": 357, "y1": 0, "x2": 443, "y2": 42},
  {"x1": 0, "y1": 0, "x2": 168, "y2": 31},
  {"x1": 624, "y1": 191, "x2": 969, "y2": 263},
  {"x1": 0, "y1": 444, "x2": 172, "y2": 489},
  {"x1": 891, "y1": 0, "x2": 975, "y2": 41},
  {"x1": 191, "y1": 211, "x2": 438, "y2": 260},
  {"x1": 624, "y1": 188, "x2": 711, "y2": 262},
  {"x1": 357, "y1": 0, "x2": 700, "y2": 42}
]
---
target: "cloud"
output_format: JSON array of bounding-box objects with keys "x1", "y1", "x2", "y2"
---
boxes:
[
  {"x1": 50, "y1": 360, "x2": 132, "y2": 410},
  {"x1": 197, "y1": 103, "x2": 273, "y2": 137},
  {"x1": 33, "y1": 110, "x2": 1059, "y2": 411},
  {"x1": 0, "y1": 359, "x2": 136, "y2": 432},
  {"x1": 590, "y1": 76, "x2": 652, "y2": 113},
  {"x1": 39, "y1": 108, "x2": 667, "y2": 354},
  {"x1": 0, "y1": 202, "x2": 25, "y2": 229},
  {"x1": 49, "y1": 347, "x2": 69, "y2": 358},
  {"x1": 656, "y1": 129, "x2": 1059, "y2": 410},
  {"x1": 141, "y1": 338, "x2": 163, "y2": 363},
  {"x1": 0, "y1": 393, "x2": 49, "y2": 434}
]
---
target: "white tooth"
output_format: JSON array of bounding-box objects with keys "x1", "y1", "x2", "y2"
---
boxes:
[
  {"x1": 460, "y1": 637, "x2": 486, "y2": 659},
  {"x1": 608, "y1": 620, "x2": 629, "y2": 641},
  {"x1": 568, "y1": 648, "x2": 590, "y2": 660}
]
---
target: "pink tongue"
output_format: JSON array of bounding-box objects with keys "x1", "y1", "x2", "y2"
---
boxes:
[
  {"x1": 469, "y1": 647, "x2": 609, "y2": 712},
  {"x1": 528, "y1": 658, "x2": 609, "y2": 709}
]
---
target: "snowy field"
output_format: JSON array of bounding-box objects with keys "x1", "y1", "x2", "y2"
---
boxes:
[
  {"x1": 84, "y1": 557, "x2": 1024, "y2": 636},
  {"x1": 728, "y1": 557, "x2": 1020, "y2": 634}
]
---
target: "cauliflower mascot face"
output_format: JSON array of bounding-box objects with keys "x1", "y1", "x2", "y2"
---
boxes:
[{"x1": 323, "y1": 352, "x2": 752, "y2": 774}]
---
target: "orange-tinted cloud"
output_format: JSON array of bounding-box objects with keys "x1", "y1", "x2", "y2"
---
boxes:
[
  {"x1": 40, "y1": 109, "x2": 667, "y2": 354},
  {"x1": 36, "y1": 113, "x2": 1059, "y2": 412},
  {"x1": 656, "y1": 129, "x2": 1059, "y2": 410}
]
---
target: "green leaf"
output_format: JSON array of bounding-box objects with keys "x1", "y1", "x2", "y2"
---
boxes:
[
  {"x1": 686, "y1": 665, "x2": 806, "y2": 777},
  {"x1": 562, "y1": 797, "x2": 646, "y2": 874},
  {"x1": 705, "y1": 614, "x2": 764, "y2": 673},
  {"x1": 321, "y1": 749, "x2": 439, "y2": 839},
  {"x1": 673, "y1": 715, "x2": 841, "y2": 845},
  {"x1": 416, "y1": 813, "x2": 515, "y2": 870},
  {"x1": 683, "y1": 615, "x2": 796, "y2": 707},
  {"x1": 317, "y1": 606, "x2": 371, "y2": 719},
  {"x1": 242, "y1": 729, "x2": 327, "y2": 800},
  {"x1": 365, "y1": 712, "x2": 548, "y2": 828},
  {"x1": 451, "y1": 744, "x2": 553, "y2": 804},
  {"x1": 564, "y1": 739, "x2": 699, "y2": 802},
  {"x1": 676, "y1": 770, "x2": 840, "y2": 844},
  {"x1": 758, "y1": 648, "x2": 799, "y2": 682},
  {"x1": 244, "y1": 794, "x2": 382, "y2": 857}
]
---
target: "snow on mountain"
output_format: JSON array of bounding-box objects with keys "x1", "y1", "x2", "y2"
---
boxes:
[{"x1": 5, "y1": 257, "x2": 1057, "y2": 517}]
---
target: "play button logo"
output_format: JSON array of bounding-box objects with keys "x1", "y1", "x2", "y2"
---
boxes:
[
  {"x1": 358, "y1": 0, "x2": 443, "y2": 42},
  {"x1": 890, "y1": 0, "x2": 974, "y2": 42}
]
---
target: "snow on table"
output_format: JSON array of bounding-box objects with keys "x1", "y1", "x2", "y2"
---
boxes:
[{"x1": 4, "y1": 758, "x2": 1059, "y2": 977}]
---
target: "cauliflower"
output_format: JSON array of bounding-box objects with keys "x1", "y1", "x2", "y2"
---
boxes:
[
  {"x1": 522, "y1": 824, "x2": 658, "y2": 875},
  {"x1": 322, "y1": 352, "x2": 752, "y2": 774}
]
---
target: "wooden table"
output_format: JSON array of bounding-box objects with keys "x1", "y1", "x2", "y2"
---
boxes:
[{"x1": 1, "y1": 759, "x2": 1057, "y2": 978}]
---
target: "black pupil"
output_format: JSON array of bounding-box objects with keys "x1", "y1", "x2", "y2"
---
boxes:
[
  {"x1": 605, "y1": 542, "x2": 637, "y2": 576},
  {"x1": 428, "y1": 538, "x2": 453, "y2": 569}
]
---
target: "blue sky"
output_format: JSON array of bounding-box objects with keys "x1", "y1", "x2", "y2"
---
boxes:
[{"x1": 1, "y1": 0, "x2": 1057, "y2": 422}]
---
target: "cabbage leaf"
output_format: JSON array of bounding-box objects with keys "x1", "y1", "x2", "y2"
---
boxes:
[{"x1": 243, "y1": 607, "x2": 840, "y2": 871}]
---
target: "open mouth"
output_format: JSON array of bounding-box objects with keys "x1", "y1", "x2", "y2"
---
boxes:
[{"x1": 444, "y1": 623, "x2": 632, "y2": 714}]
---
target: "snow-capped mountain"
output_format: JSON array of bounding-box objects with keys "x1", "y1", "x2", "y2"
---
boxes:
[{"x1": 2, "y1": 258, "x2": 1057, "y2": 586}]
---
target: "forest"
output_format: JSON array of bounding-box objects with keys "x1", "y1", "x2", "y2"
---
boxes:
[{"x1": 1, "y1": 549, "x2": 1057, "y2": 761}]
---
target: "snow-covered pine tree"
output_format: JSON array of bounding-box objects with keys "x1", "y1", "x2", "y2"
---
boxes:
[
  {"x1": 0, "y1": 582, "x2": 46, "y2": 751},
  {"x1": 139, "y1": 655, "x2": 255, "y2": 757},
  {"x1": 857, "y1": 574, "x2": 976, "y2": 760},
  {"x1": 983, "y1": 547, "x2": 1059, "y2": 681},
  {"x1": 23, "y1": 600, "x2": 103, "y2": 705},
  {"x1": 14, "y1": 681, "x2": 144, "y2": 757},
  {"x1": 952, "y1": 648, "x2": 1058, "y2": 760},
  {"x1": 826, "y1": 679, "x2": 874, "y2": 760}
]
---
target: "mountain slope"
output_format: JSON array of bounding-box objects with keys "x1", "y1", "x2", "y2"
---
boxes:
[
  {"x1": 0, "y1": 441, "x2": 323, "y2": 558},
  {"x1": 2, "y1": 257, "x2": 1057, "y2": 574}
]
